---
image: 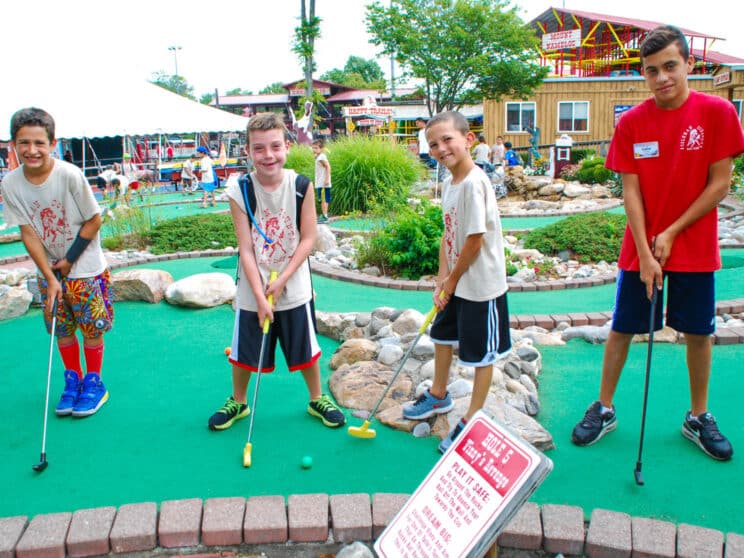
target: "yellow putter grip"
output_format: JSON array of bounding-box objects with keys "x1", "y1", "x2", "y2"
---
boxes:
[
  {"x1": 419, "y1": 291, "x2": 447, "y2": 334},
  {"x1": 263, "y1": 271, "x2": 278, "y2": 334}
]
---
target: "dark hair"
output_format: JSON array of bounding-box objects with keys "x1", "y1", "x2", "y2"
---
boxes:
[
  {"x1": 10, "y1": 107, "x2": 55, "y2": 142},
  {"x1": 504, "y1": 141, "x2": 513, "y2": 148},
  {"x1": 312, "y1": 138, "x2": 325, "y2": 148},
  {"x1": 246, "y1": 112, "x2": 288, "y2": 145},
  {"x1": 426, "y1": 111, "x2": 470, "y2": 135},
  {"x1": 640, "y1": 25, "x2": 689, "y2": 59}
]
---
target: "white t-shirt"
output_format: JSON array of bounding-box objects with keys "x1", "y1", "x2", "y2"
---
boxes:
[
  {"x1": 314, "y1": 152, "x2": 331, "y2": 188},
  {"x1": 417, "y1": 128, "x2": 429, "y2": 155},
  {"x1": 200, "y1": 156, "x2": 214, "y2": 185},
  {"x1": 1, "y1": 159, "x2": 107, "y2": 278},
  {"x1": 492, "y1": 143, "x2": 505, "y2": 164},
  {"x1": 182, "y1": 158, "x2": 195, "y2": 180},
  {"x1": 440, "y1": 166, "x2": 507, "y2": 301},
  {"x1": 473, "y1": 143, "x2": 490, "y2": 164},
  {"x1": 225, "y1": 170, "x2": 313, "y2": 312}
]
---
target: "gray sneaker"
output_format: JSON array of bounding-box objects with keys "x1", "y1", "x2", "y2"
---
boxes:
[
  {"x1": 403, "y1": 390, "x2": 454, "y2": 420},
  {"x1": 571, "y1": 400, "x2": 616, "y2": 446}
]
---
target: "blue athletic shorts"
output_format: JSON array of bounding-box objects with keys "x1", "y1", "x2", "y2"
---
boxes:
[
  {"x1": 430, "y1": 293, "x2": 512, "y2": 367},
  {"x1": 229, "y1": 300, "x2": 321, "y2": 372},
  {"x1": 612, "y1": 270, "x2": 715, "y2": 335},
  {"x1": 316, "y1": 186, "x2": 332, "y2": 203}
]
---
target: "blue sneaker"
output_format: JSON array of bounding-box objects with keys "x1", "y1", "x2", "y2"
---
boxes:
[
  {"x1": 55, "y1": 370, "x2": 81, "y2": 416},
  {"x1": 402, "y1": 389, "x2": 454, "y2": 420},
  {"x1": 72, "y1": 373, "x2": 109, "y2": 417},
  {"x1": 439, "y1": 418, "x2": 467, "y2": 454}
]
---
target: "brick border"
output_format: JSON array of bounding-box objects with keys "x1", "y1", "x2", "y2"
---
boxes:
[{"x1": 1, "y1": 497, "x2": 741, "y2": 557}]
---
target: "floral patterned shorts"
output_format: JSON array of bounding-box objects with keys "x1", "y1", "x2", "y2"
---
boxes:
[{"x1": 39, "y1": 269, "x2": 114, "y2": 338}]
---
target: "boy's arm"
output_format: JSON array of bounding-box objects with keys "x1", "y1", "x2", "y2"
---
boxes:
[
  {"x1": 52, "y1": 212, "x2": 102, "y2": 278},
  {"x1": 653, "y1": 156, "x2": 733, "y2": 266},
  {"x1": 436, "y1": 233, "x2": 484, "y2": 308},
  {"x1": 622, "y1": 172, "x2": 661, "y2": 300},
  {"x1": 229, "y1": 198, "x2": 274, "y2": 325},
  {"x1": 20, "y1": 225, "x2": 61, "y2": 313},
  {"x1": 265, "y1": 185, "x2": 318, "y2": 303},
  {"x1": 321, "y1": 159, "x2": 331, "y2": 185}
]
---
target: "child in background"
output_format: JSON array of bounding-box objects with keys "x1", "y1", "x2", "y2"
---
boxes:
[
  {"x1": 208, "y1": 112, "x2": 345, "y2": 432},
  {"x1": 1, "y1": 107, "x2": 113, "y2": 418},
  {"x1": 312, "y1": 138, "x2": 331, "y2": 223},
  {"x1": 402, "y1": 111, "x2": 511, "y2": 453},
  {"x1": 197, "y1": 146, "x2": 216, "y2": 208},
  {"x1": 503, "y1": 141, "x2": 521, "y2": 166}
]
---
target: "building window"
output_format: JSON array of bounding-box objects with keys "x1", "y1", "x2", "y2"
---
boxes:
[
  {"x1": 734, "y1": 100, "x2": 742, "y2": 118},
  {"x1": 558, "y1": 101, "x2": 589, "y2": 132},
  {"x1": 506, "y1": 102, "x2": 536, "y2": 132}
]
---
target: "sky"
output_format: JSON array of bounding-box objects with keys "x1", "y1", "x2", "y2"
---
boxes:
[{"x1": 3, "y1": 0, "x2": 742, "y2": 99}]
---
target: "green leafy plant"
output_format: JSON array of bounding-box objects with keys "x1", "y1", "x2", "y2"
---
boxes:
[
  {"x1": 733, "y1": 154, "x2": 744, "y2": 195},
  {"x1": 356, "y1": 201, "x2": 442, "y2": 279},
  {"x1": 285, "y1": 144, "x2": 315, "y2": 180},
  {"x1": 327, "y1": 135, "x2": 423, "y2": 215},
  {"x1": 147, "y1": 213, "x2": 237, "y2": 254},
  {"x1": 101, "y1": 205, "x2": 154, "y2": 250},
  {"x1": 570, "y1": 148, "x2": 596, "y2": 164},
  {"x1": 576, "y1": 156, "x2": 613, "y2": 185},
  {"x1": 524, "y1": 211, "x2": 626, "y2": 263}
]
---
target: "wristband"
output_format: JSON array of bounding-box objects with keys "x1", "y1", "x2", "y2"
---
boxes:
[{"x1": 65, "y1": 232, "x2": 92, "y2": 264}]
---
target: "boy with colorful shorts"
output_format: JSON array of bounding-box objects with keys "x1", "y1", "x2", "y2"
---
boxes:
[{"x1": 1, "y1": 107, "x2": 113, "y2": 418}]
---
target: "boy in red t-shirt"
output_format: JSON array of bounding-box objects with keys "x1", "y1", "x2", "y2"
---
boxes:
[{"x1": 572, "y1": 26, "x2": 744, "y2": 461}]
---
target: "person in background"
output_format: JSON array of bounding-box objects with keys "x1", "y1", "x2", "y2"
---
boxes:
[
  {"x1": 312, "y1": 138, "x2": 331, "y2": 223},
  {"x1": 197, "y1": 146, "x2": 216, "y2": 208}
]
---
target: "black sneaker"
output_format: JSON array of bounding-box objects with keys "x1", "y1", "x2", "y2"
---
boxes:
[
  {"x1": 681, "y1": 411, "x2": 733, "y2": 461},
  {"x1": 307, "y1": 394, "x2": 346, "y2": 427},
  {"x1": 208, "y1": 396, "x2": 250, "y2": 431},
  {"x1": 571, "y1": 400, "x2": 617, "y2": 446}
]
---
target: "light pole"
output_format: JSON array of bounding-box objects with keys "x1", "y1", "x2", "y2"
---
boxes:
[{"x1": 168, "y1": 45, "x2": 182, "y2": 76}]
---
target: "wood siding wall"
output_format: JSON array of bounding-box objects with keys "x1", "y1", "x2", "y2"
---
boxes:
[{"x1": 483, "y1": 75, "x2": 744, "y2": 148}]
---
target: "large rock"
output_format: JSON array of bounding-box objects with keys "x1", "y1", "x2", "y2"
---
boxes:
[
  {"x1": 112, "y1": 268, "x2": 174, "y2": 303},
  {"x1": 562, "y1": 182, "x2": 592, "y2": 198},
  {"x1": 0, "y1": 285, "x2": 33, "y2": 320},
  {"x1": 329, "y1": 361, "x2": 413, "y2": 411},
  {"x1": 164, "y1": 272, "x2": 236, "y2": 308},
  {"x1": 329, "y1": 338, "x2": 378, "y2": 369},
  {"x1": 314, "y1": 224, "x2": 337, "y2": 253},
  {"x1": 391, "y1": 308, "x2": 426, "y2": 335}
]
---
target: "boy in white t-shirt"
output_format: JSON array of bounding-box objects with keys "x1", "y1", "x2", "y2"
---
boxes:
[
  {"x1": 402, "y1": 111, "x2": 511, "y2": 453},
  {"x1": 208, "y1": 112, "x2": 345, "y2": 432},
  {"x1": 312, "y1": 138, "x2": 331, "y2": 223},
  {"x1": 1, "y1": 107, "x2": 113, "y2": 418}
]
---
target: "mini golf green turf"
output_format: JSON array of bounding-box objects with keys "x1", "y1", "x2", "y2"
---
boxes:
[{"x1": 1, "y1": 255, "x2": 743, "y2": 531}]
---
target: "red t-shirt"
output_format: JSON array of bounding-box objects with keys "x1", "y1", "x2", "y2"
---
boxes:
[{"x1": 606, "y1": 90, "x2": 744, "y2": 272}]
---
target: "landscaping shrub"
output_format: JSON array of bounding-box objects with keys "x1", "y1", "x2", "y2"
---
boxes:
[
  {"x1": 733, "y1": 154, "x2": 744, "y2": 196},
  {"x1": 147, "y1": 213, "x2": 237, "y2": 254},
  {"x1": 570, "y1": 148, "x2": 595, "y2": 164},
  {"x1": 101, "y1": 205, "x2": 153, "y2": 250},
  {"x1": 559, "y1": 163, "x2": 581, "y2": 181},
  {"x1": 357, "y1": 201, "x2": 442, "y2": 279},
  {"x1": 329, "y1": 135, "x2": 424, "y2": 215},
  {"x1": 524, "y1": 211, "x2": 626, "y2": 263},
  {"x1": 285, "y1": 144, "x2": 315, "y2": 180},
  {"x1": 576, "y1": 156, "x2": 614, "y2": 184}
]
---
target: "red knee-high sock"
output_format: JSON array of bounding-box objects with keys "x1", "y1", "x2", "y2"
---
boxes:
[
  {"x1": 58, "y1": 339, "x2": 83, "y2": 379},
  {"x1": 83, "y1": 342, "x2": 104, "y2": 376}
]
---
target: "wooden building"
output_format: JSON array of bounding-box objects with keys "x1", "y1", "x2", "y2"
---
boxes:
[{"x1": 483, "y1": 7, "x2": 744, "y2": 151}]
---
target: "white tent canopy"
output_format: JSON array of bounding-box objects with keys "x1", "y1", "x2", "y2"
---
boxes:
[{"x1": 1, "y1": 66, "x2": 248, "y2": 141}]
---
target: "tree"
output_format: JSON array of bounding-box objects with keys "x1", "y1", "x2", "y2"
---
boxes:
[
  {"x1": 366, "y1": 0, "x2": 548, "y2": 114},
  {"x1": 259, "y1": 82, "x2": 287, "y2": 94},
  {"x1": 321, "y1": 56, "x2": 387, "y2": 89},
  {"x1": 292, "y1": 0, "x2": 320, "y2": 100},
  {"x1": 225, "y1": 87, "x2": 253, "y2": 96},
  {"x1": 150, "y1": 72, "x2": 196, "y2": 100}
]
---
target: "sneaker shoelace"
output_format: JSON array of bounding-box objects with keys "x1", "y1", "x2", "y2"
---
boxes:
[
  {"x1": 695, "y1": 414, "x2": 725, "y2": 441},
  {"x1": 580, "y1": 405, "x2": 605, "y2": 428},
  {"x1": 313, "y1": 395, "x2": 338, "y2": 413},
  {"x1": 219, "y1": 399, "x2": 242, "y2": 415},
  {"x1": 411, "y1": 393, "x2": 429, "y2": 408}
]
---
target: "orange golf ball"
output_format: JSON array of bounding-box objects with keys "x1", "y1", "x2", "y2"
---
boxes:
[{"x1": 224, "y1": 347, "x2": 231, "y2": 356}]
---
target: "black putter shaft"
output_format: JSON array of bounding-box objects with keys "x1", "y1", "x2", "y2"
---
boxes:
[
  {"x1": 34, "y1": 293, "x2": 59, "y2": 473},
  {"x1": 634, "y1": 287, "x2": 658, "y2": 486}
]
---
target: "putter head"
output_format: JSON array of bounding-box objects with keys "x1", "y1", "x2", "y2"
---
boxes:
[
  {"x1": 348, "y1": 421, "x2": 376, "y2": 439},
  {"x1": 32, "y1": 461, "x2": 48, "y2": 473},
  {"x1": 243, "y1": 442, "x2": 252, "y2": 468},
  {"x1": 634, "y1": 468, "x2": 644, "y2": 486}
]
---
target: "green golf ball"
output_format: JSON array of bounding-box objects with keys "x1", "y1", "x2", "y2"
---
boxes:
[{"x1": 301, "y1": 456, "x2": 313, "y2": 469}]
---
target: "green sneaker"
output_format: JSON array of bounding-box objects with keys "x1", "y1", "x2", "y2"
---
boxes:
[
  {"x1": 208, "y1": 396, "x2": 250, "y2": 431},
  {"x1": 307, "y1": 394, "x2": 346, "y2": 427}
]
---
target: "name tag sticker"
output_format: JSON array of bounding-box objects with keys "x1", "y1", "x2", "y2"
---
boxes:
[{"x1": 633, "y1": 141, "x2": 659, "y2": 159}]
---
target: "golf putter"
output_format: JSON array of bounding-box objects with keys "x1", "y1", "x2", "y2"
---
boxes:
[{"x1": 634, "y1": 286, "x2": 658, "y2": 486}]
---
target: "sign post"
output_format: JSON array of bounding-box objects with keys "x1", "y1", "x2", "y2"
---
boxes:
[{"x1": 375, "y1": 410, "x2": 552, "y2": 558}]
